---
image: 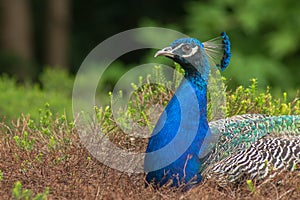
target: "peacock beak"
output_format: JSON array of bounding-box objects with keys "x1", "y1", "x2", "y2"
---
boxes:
[{"x1": 154, "y1": 46, "x2": 175, "y2": 58}]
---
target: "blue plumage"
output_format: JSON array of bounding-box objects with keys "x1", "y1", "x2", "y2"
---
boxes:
[{"x1": 144, "y1": 32, "x2": 231, "y2": 188}]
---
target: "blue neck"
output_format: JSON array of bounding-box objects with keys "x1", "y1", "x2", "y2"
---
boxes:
[{"x1": 144, "y1": 67, "x2": 211, "y2": 188}]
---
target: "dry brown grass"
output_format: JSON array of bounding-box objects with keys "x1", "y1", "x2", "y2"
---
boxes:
[{"x1": 1, "y1": 116, "x2": 300, "y2": 200}]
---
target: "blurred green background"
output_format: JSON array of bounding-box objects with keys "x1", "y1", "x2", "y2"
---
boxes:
[{"x1": 0, "y1": 0, "x2": 299, "y2": 121}]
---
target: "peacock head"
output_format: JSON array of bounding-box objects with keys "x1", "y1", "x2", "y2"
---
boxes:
[
  {"x1": 155, "y1": 38, "x2": 209, "y2": 80},
  {"x1": 154, "y1": 32, "x2": 231, "y2": 82}
]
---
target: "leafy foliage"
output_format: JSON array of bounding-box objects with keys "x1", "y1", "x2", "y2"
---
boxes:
[
  {"x1": 184, "y1": 0, "x2": 300, "y2": 93},
  {"x1": 0, "y1": 69, "x2": 72, "y2": 122},
  {"x1": 12, "y1": 181, "x2": 49, "y2": 200},
  {"x1": 226, "y1": 78, "x2": 300, "y2": 116}
]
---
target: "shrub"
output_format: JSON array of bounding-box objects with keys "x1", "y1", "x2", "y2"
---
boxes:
[{"x1": 0, "y1": 69, "x2": 72, "y2": 122}]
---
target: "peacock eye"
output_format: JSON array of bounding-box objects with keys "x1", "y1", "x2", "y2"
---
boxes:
[{"x1": 182, "y1": 44, "x2": 192, "y2": 53}]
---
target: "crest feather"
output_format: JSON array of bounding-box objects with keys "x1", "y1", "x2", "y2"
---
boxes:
[{"x1": 203, "y1": 32, "x2": 231, "y2": 71}]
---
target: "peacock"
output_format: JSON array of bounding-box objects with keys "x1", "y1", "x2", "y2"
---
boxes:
[{"x1": 144, "y1": 32, "x2": 300, "y2": 189}]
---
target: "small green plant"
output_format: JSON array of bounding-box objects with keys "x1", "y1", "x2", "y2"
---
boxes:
[
  {"x1": 13, "y1": 131, "x2": 35, "y2": 151},
  {"x1": 12, "y1": 181, "x2": 49, "y2": 200},
  {"x1": 8, "y1": 102, "x2": 74, "y2": 159},
  {"x1": 226, "y1": 78, "x2": 300, "y2": 116},
  {"x1": 0, "y1": 169, "x2": 3, "y2": 181},
  {"x1": 246, "y1": 179, "x2": 256, "y2": 193},
  {"x1": 293, "y1": 163, "x2": 299, "y2": 171},
  {"x1": 96, "y1": 65, "x2": 179, "y2": 136},
  {"x1": 34, "y1": 153, "x2": 43, "y2": 163}
]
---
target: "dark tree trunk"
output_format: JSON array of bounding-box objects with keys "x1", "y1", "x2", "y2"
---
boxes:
[
  {"x1": 45, "y1": 0, "x2": 71, "y2": 70},
  {"x1": 0, "y1": 0, "x2": 34, "y2": 79}
]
